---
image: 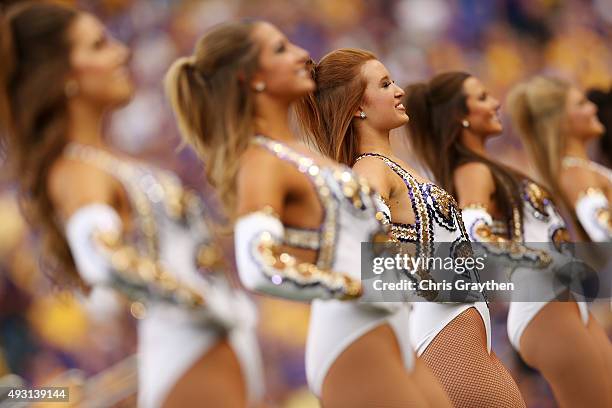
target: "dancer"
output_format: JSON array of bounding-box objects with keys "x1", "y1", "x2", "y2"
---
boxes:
[
  {"x1": 297, "y1": 48, "x2": 524, "y2": 407},
  {"x1": 0, "y1": 3, "x2": 262, "y2": 407},
  {"x1": 507, "y1": 76, "x2": 611, "y2": 242},
  {"x1": 165, "y1": 22, "x2": 431, "y2": 407},
  {"x1": 405, "y1": 71, "x2": 612, "y2": 407}
]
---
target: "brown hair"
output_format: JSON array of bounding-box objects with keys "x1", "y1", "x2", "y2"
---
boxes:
[
  {"x1": 0, "y1": 2, "x2": 79, "y2": 284},
  {"x1": 164, "y1": 22, "x2": 260, "y2": 219},
  {"x1": 296, "y1": 48, "x2": 376, "y2": 165},
  {"x1": 506, "y1": 76, "x2": 586, "y2": 238},
  {"x1": 404, "y1": 72, "x2": 523, "y2": 223}
]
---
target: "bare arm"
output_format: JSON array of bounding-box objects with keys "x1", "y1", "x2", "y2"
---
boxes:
[
  {"x1": 49, "y1": 159, "x2": 208, "y2": 309},
  {"x1": 455, "y1": 162, "x2": 552, "y2": 268},
  {"x1": 454, "y1": 162, "x2": 496, "y2": 210},
  {"x1": 234, "y1": 148, "x2": 361, "y2": 301}
]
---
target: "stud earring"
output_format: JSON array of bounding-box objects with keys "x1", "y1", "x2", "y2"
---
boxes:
[
  {"x1": 64, "y1": 80, "x2": 79, "y2": 98},
  {"x1": 461, "y1": 119, "x2": 470, "y2": 128},
  {"x1": 254, "y1": 82, "x2": 266, "y2": 92},
  {"x1": 359, "y1": 111, "x2": 367, "y2": 119}
]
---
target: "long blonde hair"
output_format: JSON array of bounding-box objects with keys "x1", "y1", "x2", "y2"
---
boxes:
[
  {"x1": 506, "y1": 76, "x2": 584, "y2": 236},
  {"x1": 164, "y1": 22, "x2": 260, "y2": 219}
]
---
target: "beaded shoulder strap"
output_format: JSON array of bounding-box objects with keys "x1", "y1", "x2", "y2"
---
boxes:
[
  {"x1": 64, "y1": 143, "x2": 162, "y2": 257},
  {"x1": 355, "y1": 153, "x2": 419, "y2": 184},
  {"x1": 355, "y1": 152, "x2": 432, "y2": 244},
  {"x1": 65, "y1": 144, "x2": 228, "y2": 278},
  {"x1": 563, "y1": 156, "x2": 612, "y2": 184},
  {"x1": 250, "y1": 135, "x2": 338, "y2": 269}
]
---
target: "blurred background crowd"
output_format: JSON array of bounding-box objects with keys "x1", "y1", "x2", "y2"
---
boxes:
[{"x1": 1, "y1": 0, "x2": 611, "y2": 406}]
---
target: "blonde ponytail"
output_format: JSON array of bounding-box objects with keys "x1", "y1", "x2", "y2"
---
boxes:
[
  {"x1": 506, "y1": 76, "x2": 586, "y2": 237},
  {"x1": 164, "y1": 22, "x2": 260, "y2": 219}
]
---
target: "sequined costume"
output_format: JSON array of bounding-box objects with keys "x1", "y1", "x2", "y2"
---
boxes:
[
  {"x1": 234, "y1": 136, "x2": 413, "y2": 397},
  {"x1": 462, "y1": 178, "x2": 589, "y2": 351},
  {"x1": 64, "y1": 144, "x2": 263, "y2": 408},
  {"x1": 355, "y1": 153, "x2": 525, "y2": 408},
  {"x1": 354, "y1": 153, "x2": 490, "y2": 353},
  {"x1": 562, "y1": 157, "x2": 612, "y2": 242}
]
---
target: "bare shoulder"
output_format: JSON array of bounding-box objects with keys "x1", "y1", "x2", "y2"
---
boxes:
[
  {"x1": 352, "y1": 156, "x2": 394, "y2": 199},
  {"x1": 560, "y1": 165, "x2": 604, "y2": 204},
  {"x1": 454, "y1": 162, "x2": 495, "y2": 207},
  {"x1": 48, "y1": 158, "x2": 117, "y2": 221},
  {"x1": 236, "y1": 145, "x2": 290, "y2": 216},
  {"x1": 238, "y1": 145, "x2": 289, "y2": 191}
]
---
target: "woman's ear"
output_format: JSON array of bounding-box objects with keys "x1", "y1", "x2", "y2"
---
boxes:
[{"x1": 354, "y1": 105, "x2": 365, "y2": 119}]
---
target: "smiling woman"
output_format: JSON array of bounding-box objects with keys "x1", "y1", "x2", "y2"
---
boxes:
[
  {"x1": 165, "y1": 22, "x2": 423, "y2": 408},
  {"x1": 507, "y1": 76, "x2": 612, "y2": 243},
  {"x1": 406, "y1": 71, "x2": 612, "y2": 408},
  {"x1": 298, "y1": 53, "x2": 524, "y2": 407},
  {"x1": 0, "y1": 3, "x2": 263, "y2": 408}
]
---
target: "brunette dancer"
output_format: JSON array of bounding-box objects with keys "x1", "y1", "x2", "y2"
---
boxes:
[
  {"x1": 0, "y1": 3, "x2": 262, "y2": 407},
  {"x1": 405, "y1": 71, "x2": 612, "y2": 408}
]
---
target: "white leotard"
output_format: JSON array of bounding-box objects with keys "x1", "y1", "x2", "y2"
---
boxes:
[
  {"x1": 236, "y1": 136, "x2": 414, "y2": 397},
  {"x1": 462, "y1": 178, "x2": 589, "y2": 351},
  {"x1": 354, "y1": 153, "x2": 490, "y2": 355},
  {"x1": 63, "y1": 144, "x2": 263, "y2": 407}
]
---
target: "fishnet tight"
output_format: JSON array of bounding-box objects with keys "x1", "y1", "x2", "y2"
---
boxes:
[{"x1": 421, "y1": 308, "x2": 525, "y2": 408}]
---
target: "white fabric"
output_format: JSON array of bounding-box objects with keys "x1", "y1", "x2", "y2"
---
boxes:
[
  {"x1": 462, "y1": 206, "x2": 548, "y2": 267},
  {"x1": 234, "y1": 211, "x2": 348, "y2": 300},
  {"x1": 373, "y1": 194, "x2": 392, "y2": 225},
  {"x1": 406, "y1": 204, "x2": 489, "y2": 356},
  {"x1": 66, "y1": 204, "x2": 263, "y2": 407},
  {"x1": 66, "y1": 203, "x2": 122, "y2": 285},
  {"x1": 461, "y1": 200, "x2": 590, "y2": 353},
  {"x1": 507, "y1": 195, "x2": 589, "y2": 352},
  {"x1": 462, "y1": 206, "x2": 494, "y2": 229},
  {"x1": 506, "y1": 300, "x2": 589, "y2": 351},
  {"x1": 244, "y1": 138, "x2": 415, "y2": 398},
  {"x1": 575, "y1": 190, "x2": 611, "y2": 242},
  {"x1": 359, "y1": 155, "x2": 491, "y2": 361},
  {"x1": 305, "y1": 168, "x2": 415, "y2": 396},
  {"x1": 410, "y1": 302, "x2": 491, "y2": 355}
]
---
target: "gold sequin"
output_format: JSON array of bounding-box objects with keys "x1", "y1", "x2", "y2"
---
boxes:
[
  {"x1": 65, "y1": 143, "x2": 212, "y2": 309},
  {"x1": 523, "y1": 181, "x2": 551, "y2": 216},
  {"x1": 255, "y1": 229, "x2": 361, "y2": 299},
  {"x1": 93, "y1": 228, "x2": 206, "y2": 307},
  {"x1": 250, "y1": 135, "x2": 375, "y2": 298}
]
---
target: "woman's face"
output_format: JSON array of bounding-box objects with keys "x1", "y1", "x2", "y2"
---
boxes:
[
  {"x1": 359, "y1": 59, "x2": 408, "y2": 131},
  {"x1": 67, "y1": 13, "x2": 134, "y2": 109},
  {"x1": 565, "y1": 87, "x2": 604, "y2": 140},
  {"x1": 463, "y1": 76, "x2": 503, "y2": 137},
  {"x1": 251, "y1": 22, "x2": 314, "y2": 101}
]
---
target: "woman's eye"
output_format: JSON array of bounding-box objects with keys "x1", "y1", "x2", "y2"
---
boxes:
[
  {"x1": 383, "y1": 81, "x2": 392, "y2": 88},
  {"x1": 93, "y1": 36, "x2": 107, "y2": 50},
  {"x1": 275, "y1": 43, "x2": 286, "y2": 53},
  {"x1": 479, "y1": 92, "x2": 487, "y2": 101}
]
